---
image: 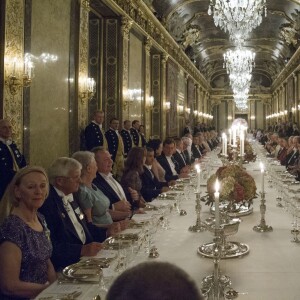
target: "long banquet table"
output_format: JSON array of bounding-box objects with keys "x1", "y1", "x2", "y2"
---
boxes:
[{"x1": 36, "y1": 144, "x2": 300, "y2": 300}]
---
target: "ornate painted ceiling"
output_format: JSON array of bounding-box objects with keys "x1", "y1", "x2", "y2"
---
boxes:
[{"x1": 143, "y1": 0, "x2": 300, "y2": 90}]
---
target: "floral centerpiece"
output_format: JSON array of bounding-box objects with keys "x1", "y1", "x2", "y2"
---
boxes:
[{"x1": 204, "y1": 165, "x2": 257, "y2": 208}]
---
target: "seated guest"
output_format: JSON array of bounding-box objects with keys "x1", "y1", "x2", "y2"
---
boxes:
[
  {"x1": 156, "y1": 138, "x2": 189, "y2": 181},
  {"x1": 173, "y1": 137, "x2": 189, "y2": 170},
  {"x1": 191, "y1": 135, "x2": 203, "y2": 161},
  {"x1": 140, "y1": 147, "x2": 170, "y2": 201},
  {"x1": 106, "y1": 261, "x2": 203, "y2": 300},
  {"x1": 0, "y1": 119, "x2": 27, "y2": 201},
  {"x1": 182, "y1": 136, "x2": 193, "y2": 165},
  {"x1": 92, "y1": 147, "x2": 134, "y2": 220},
  {"x1": 147, "y1": 139, "x2": 166, "y2": 182},
  {"x1": 286, "y1": 136, "x2": 300, "y2": 169},
  {"x1": 121, "y1": 147, "x2": 147, "y2": 209},
  {"x1": 39, "y1": 157, "x2": 104, "y2": 271},
  {"x1": 277, "y1": 138, "x2": 288, "y2": 165},
  {"x1": 72, "y1": 151, "x2": 127, "y2": 233},
  {"x1": 0, "y1": 166, "x2": 56, "y2": 300}
]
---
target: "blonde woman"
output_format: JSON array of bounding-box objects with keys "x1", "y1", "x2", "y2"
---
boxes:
[{"x1": 0, "y1": 166, "x2": 56, "y2": 300}]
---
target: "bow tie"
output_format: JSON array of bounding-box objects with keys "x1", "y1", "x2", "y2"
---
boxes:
[{"x1": 62, "y1": 194, "x2": 73, "y2": 204}]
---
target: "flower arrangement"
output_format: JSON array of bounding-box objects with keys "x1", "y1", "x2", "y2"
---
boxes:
[{"x1": 205, "y1": 165, "x2": 257, "y2": 205}]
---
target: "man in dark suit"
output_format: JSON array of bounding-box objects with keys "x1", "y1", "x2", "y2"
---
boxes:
[
  {"x1": 130, "y1": 120, "x2": 142, "y2": 147},
  {"x1": 286, "y1": 136, "x2": 300, "y2": 169},
  {"x1": 92, "y1": 147, "x2": 135, "y2": 220},
  {"x1": 105, "y1": 118, "x2": 124, "y2": 180},
  {"x1": 156, "y1": 138, "x2": 189, "y2": 182},
  {"x1": 191, "y1": 135, "x2": 203, "y2": 161},
  {"x1": 39, "y1": 157, "x2": 105, "y2": 271},
  {"x1": 120, "y1": 120, "x2": 133, "y2": 158},
  {"x1": 173, "y1": 137, "x2": 190, "y2": 171},
  {"x1": 140, "y1": 147, "x2": 170, "y2": 201},
  {"x1": 84, "y1": 110, "x2": 107, "y2": 151},
  {"x1": 0, "y1": 119, "x2": 26, "y2": 200}
]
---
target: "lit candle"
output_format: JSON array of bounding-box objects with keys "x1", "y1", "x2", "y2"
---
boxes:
[
  {"x1": 214, "y1": 179, "x2": 220, "y2": 229},
  {"x1": 240, "y1": 132, "x2": 244, "y2": 156},
  {"x1": 224, "y1": 134, "x2": 227, "y2": 156},
  {"x1": 222, "y1": 132, "x2": 226, "y2": 155},
  {"x1": 195, "y1": 164, "x2": 201, "y2": 193},
  {"x1": 228, "y1": 128, "x2": 232, "y2": 146},
  {"x1": 260, "y1": 162, "x2": 264, "y2": 194},
  {"x1": 232, "y1": 126, "x2": 237, "y2": 147}
]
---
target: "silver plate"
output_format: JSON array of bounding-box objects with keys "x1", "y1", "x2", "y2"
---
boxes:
[
  {"x1": 211, "y1": 202, "x2": 253, "y2": 217},
  {"x1": 62, "y1": 262, "x2": 102, "y2": 280},
  {"x1": 198, "y1": 241, "x2": 250, "y2": 259}
]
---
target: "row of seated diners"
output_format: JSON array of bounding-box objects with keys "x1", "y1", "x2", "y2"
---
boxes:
[
  {"x1": 0, "y1": 133, "x2": 220, "y2": 300},
  {"x1": 258, "y1": 133, "x2": 300, "y2": 180}
]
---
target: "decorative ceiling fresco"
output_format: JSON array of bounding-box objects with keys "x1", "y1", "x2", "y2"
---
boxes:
[{"x1": 144, "y1": 0, "x2": 300, "y2": 89}]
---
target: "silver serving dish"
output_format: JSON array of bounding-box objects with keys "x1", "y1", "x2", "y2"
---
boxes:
[
  {"x1": 62, "y1": 262, "x2": 102, "y2": 281},
  {"x1": 205, "y1": 217, "x2": 241, "y2": 236}
]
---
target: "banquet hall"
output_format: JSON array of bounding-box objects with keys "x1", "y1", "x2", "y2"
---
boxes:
[
  {"x1": 1, "y1": 1, "x2": 300, "y2": 299},
  {"x1": 1, "y1": 0, "x2": 300, "y2": 165}
]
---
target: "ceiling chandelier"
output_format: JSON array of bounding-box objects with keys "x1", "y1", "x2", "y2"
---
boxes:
[
  {"x1": 223, "y1": 48, "x2": 256, "y2": 76},
  {"x1": 208, "y1": 0, "x2": 267, "y2": 44}
]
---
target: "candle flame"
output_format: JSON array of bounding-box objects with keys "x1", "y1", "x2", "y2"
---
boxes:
[
  {"x1": 215, "y1": 179, "x2": 220, "y2": 193},
  {"x1": 195, "y1": 164, "x2": 200, "y2": 173},
  {"x1": 260, "y1": 162, "x2": 264, "y2": 173}
]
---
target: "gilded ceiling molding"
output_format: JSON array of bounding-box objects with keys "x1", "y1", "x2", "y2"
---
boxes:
[
  {"x1": 165, "y1": 0, "x2": 199, "y2": 24},
  {"x1": 3, "y1": 0, "x2": 24, "y2": 148},
  {"x1": 121, "y1": 16, "x2": 133, "y2": 39},
  {"x1": 78, "y1": 0, "x2": 90, "y2": 130},
  {"x1": 108, "y1": 0, "x2": 209, "y2": 90}
]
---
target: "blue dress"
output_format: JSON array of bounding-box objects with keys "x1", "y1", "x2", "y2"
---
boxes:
[
  {"x1": 76, "y1": 184, "x2": 113, "y2": 225},
  {"x1": 0, "y1": 213, "x2": 52, "y2": 300}
]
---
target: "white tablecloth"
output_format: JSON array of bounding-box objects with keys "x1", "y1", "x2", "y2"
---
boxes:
[{"x1": 36, "y1": 159, "x2": 300, "y2": 300}]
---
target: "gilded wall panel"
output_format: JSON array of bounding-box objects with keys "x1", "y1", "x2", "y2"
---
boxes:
[
  {"x1": 78, "y1": 0, "x2": 89, "y2": 130},
  {"x1": 4, "y1": 0, "x2": 24, "y2": 148},
  {"x1": 166, "y1": 60, "x2": 178, "y2": 137},
  {"x1": 125, "y1": 32, "x2": 143, "y2": 121},
  {"x1": 104, "y1": 19, "x2": 119, "y2": 127},
  {"x1": 151, "y1": 54, "x2": 160, "y2": 138}
]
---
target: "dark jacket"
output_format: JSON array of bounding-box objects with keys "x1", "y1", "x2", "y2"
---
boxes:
[
  {"x1": 39, "y1": 185, "x2": 106, "y2": 271},
  {"x1": 84, "y1": 122, "x2": 106, "y2": 151},
  {"x1": 140, "y1": 166, "x2": 168, "y2": 201},
  {"x1": 156, "y1": 153, "x2": 179, "y2": 181}
]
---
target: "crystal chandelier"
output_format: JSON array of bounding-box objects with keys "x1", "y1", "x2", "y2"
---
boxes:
[
  {"x1": 223, "y1": 48, "x2": 255, "y2": 76},
  {"x1": 208, "y1": 0, "x2": 267, "y2": 44}
]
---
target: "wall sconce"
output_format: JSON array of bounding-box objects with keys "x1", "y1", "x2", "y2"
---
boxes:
[
  {"x1": 5, "y1": 55, "x2": 33, "y2": 95},
  {"x1": 185, "y1": 108, "x2": 191, "y2": 114},
  {"x1": 193, "y1": 110, "x2": 198, "y2": 116},
  {"x1": 250, "y1": 115, "x2": 256, "y2": 120},
  {"x1": 79, "y1": 77, "x2": 96, "y2": 104},
  {"x1": 165, "y1": 101, "x2": 171, "y2": 110},
  {"x1": 292, "y1": 107, "x2": 296, "y2": 113},
  {"x1": 198, "y1": 111, "x2": 203, "y2": 117},
  {"x1": 177, "y1": 105, "x2": 184, "y2": 113},
  {"x1": 227, "y1": 116, "x2": 233, "y2": 120},
  {"x1": 284, "y1": 110, "x2": 288, "y2": 115},
  {"x1": 5, "y1": 52, "x2": 58, "y2": 95},
  {"x1": 146, "y1": 96, "x2": 154, "y2": 112}
]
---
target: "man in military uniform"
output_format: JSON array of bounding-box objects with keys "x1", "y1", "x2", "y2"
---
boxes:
[
  {"x1": 130, "y1": 120, "x2": 142, "y2": 147},
  {"x1": 0, "y1": 119, "x2": 27, "y2": 200},
  {"x1": 120, "y1": 120, "x2": 133, "y2": 158},
  {"x1": 105, "y1": 118, "x2": 124, "y2": 180},
  {"x1": 84, "y1": 110, "x2": 107, "y2": 151}
]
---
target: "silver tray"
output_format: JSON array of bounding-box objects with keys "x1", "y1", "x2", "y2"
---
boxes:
[{"x1": 62, "y1": 262, "x2": 102, "y2": 280}]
